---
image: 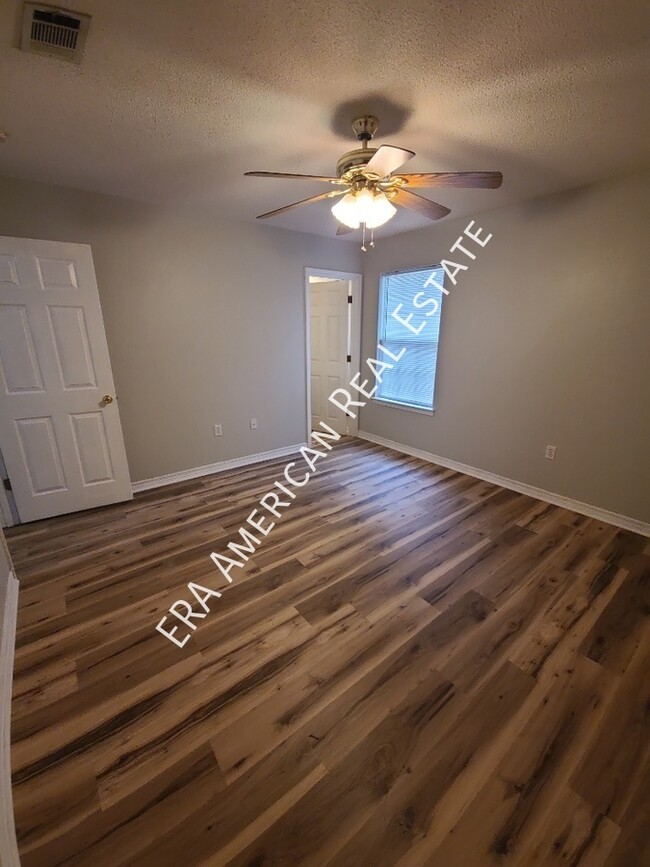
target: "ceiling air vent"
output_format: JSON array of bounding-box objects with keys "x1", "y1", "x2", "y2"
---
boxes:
[{"x1": 20, "y1": 3, "x2": 90, "y2": 63}]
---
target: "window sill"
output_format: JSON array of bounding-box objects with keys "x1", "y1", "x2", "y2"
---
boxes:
[{"x1": 372, "y1": 397, "x2": 434, "y2": 416}]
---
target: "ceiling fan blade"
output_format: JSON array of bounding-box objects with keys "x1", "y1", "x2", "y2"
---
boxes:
[
  {"x1": 397, "y1": 171, "x2": 503, "y2": 189},
  {"x1": 336, "y1": 223, "x2": 355, "y2": 236},
  {"x1": 256, "y1": 189, "x2": 347, "y2": 220},
  {"x1": 245, "y1": 171, "x2": 346, "y2": 184},
  {"x1": 364, "y1": 145, "x2": 415, "y2": 178},
  {"x1": 392, "y1": 189, "x2": 451, "y2": 221}
]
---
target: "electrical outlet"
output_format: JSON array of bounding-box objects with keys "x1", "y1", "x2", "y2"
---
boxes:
[
  {"x1": 213, "y1": 424, "x2": 223, "y2": 437},
  {"x1": 250, "y1": 417, "x2": 258, "y2": 430},
  {"x1": 545, "y1": 445, "x2": 557, "y2": 460}
]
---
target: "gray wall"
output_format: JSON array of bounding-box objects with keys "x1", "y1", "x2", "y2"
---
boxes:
[
  {"x1": 359, "y1": 170, "x2": 650, "y2": 523},
  {"x1": 1, "y1": 171, "x2": 648, "y2": 523},
  {"x1": 0, "y1": 175, "x2": 361, "y2": 481}
]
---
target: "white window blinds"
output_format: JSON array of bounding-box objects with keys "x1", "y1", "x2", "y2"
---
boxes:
[{"x1": 376, "y1": 266, "x2": 445, "y2": 411}]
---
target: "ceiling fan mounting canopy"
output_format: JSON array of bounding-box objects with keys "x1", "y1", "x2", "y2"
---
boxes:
[{"x1": 351, "y1": 114, "x2": 379, "y2": 142}]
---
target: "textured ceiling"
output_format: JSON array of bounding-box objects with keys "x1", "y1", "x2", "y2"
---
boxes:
[{"x1": 1, "y1": 0, "x2": 649, "y2": 239}]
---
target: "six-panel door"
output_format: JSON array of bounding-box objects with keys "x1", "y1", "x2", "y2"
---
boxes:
[{"x1": 0, "y1": 237, "x2": 132, "y2": 522}]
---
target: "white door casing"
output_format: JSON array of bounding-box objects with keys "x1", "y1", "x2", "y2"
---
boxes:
[
  {"x1": 305, "y1": 269, "x2": 362, "y2": 441},
  {"x1": 309, "y1": 279, "x2": 352, "y2": 436},
  {"x1": 0, "y1": 237, "x2": 132, "y2": 522}
]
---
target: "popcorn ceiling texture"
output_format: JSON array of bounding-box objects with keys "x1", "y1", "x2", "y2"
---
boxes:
[{"x1": 1, "y1": 0, "x2": 648, "y2": 238}]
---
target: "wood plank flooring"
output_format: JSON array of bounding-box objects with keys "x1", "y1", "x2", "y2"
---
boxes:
[{"x1": 6, "y1": 438, "x2": 650, "y2": 866}]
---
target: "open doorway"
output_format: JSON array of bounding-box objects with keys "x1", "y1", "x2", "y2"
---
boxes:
[{"x1": 304, "y1": 268, "x2": 362, "y2": 442}]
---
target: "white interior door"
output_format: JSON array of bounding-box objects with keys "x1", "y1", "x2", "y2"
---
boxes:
[
  {"x1": 309, "y1": 280, "x2": 351, "y2": 436},
  {"x1": 0, "y1": 237, "x2": 132, "y2": 522}
]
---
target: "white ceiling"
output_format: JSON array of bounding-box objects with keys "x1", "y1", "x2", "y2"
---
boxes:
[{"x1": 1, "y1": 0, "x2": 648, "y2": 239}]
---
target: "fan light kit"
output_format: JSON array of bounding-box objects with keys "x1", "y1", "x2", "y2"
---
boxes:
[
  {"x1": 245, "y1": 115, "x2": 503, "y2": 250},
  {"x1": 331, "y1": 189, "x2": 397, "y2": 230}
]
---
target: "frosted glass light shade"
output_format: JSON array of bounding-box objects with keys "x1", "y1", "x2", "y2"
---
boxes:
[
  {"x1": 331, "y1": 193, "x2": 360, "y2": 228},
  {"x1": 354, "y1": 188, "x2": 375, "y2": 224},
  {"x1": 364, "y1": 192, "x2": 397, "y2": 228}
]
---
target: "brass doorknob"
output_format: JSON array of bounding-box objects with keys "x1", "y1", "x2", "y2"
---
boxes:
[{"x1": 101, "y1": 394, "x2": 114, "y2": 405}]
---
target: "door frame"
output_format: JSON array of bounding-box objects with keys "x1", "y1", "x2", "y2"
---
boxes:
[{"x1": 304, "y1": 267, "x2": 362, "y2": 442}]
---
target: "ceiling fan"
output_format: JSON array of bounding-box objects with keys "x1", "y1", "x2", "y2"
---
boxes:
[{"x1": 245, "y1": 115, "x2": 502, "y2": 248}]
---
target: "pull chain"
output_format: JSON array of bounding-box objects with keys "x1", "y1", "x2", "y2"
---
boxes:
[
  {"x1": 361, "y1": 222, "x2": 366, "y2": 252},
  {"x1": 370, "y1": 227, "x2": 375, "y2": 248}
]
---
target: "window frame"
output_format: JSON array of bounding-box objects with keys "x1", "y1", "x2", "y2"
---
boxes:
[{"x1": 373, "y1": 264, "x2": 445, "y2": 414}]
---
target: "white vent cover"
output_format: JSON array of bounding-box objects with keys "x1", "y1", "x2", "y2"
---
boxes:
[{"x1": 20, "y1": 3, "x2": 90, "y2": 63}]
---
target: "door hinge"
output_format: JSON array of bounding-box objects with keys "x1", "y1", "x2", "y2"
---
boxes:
[
  {"x1": 347, "y1": 295, "x2": 352, "y2": 303},
  {"x1": 347, "y1": 354, "x2": 352, "y2": 362},
  {"x1": 3, "y1": 477, "x2": 11, "y2": 492}
]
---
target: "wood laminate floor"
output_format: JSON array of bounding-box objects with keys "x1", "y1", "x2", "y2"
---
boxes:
[{"x1": 7, "y1": 438, "x2": 650, "y2": 866}]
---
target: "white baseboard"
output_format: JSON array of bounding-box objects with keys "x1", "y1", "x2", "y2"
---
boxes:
[
  {"x1": 359, "y1": 430, "x2": 650, "y2": 538},
  {"x1": 131, "y1": 442, "x2": 308, "y2": 493},
  {"x1": 0, "y1": 572, "x2": 20, "y2": 867}
]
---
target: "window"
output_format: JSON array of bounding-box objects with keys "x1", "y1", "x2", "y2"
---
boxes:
[{"x1": 375, "y1": 265, "x2": 445, "y2": 411}]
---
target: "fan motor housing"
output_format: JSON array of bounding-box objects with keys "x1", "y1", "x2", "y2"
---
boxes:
[{"x1": 336, "y1": 147, "x2": 377, "y2": 178}]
